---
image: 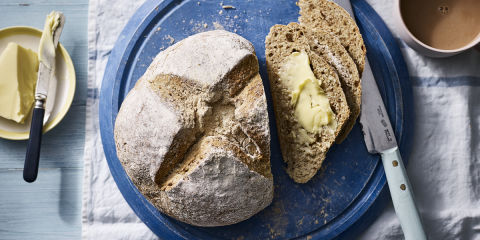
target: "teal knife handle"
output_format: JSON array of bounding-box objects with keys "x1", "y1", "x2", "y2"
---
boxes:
[{"x1": 380, "y1": 147, "x2": 427, "y2": 240}]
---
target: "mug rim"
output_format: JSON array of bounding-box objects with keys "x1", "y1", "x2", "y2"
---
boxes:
[{"x1": 396, "y1": 0, "x2": 480, "y2": 53}]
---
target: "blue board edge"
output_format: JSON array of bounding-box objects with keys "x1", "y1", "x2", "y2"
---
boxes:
[{"x1": 98, "y1": 0, "x2": 414, "y2": 239}]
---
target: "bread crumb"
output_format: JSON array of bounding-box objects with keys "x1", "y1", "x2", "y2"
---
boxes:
[
  {"x1": 306, "y1": 236, "x2": 312, "y2": 240},
  {"x1": 190, "y1": 21, "x2": 209, "y2": 33},
  {"x1": 213, "y1": 22, "x2": 224, "y2": 30},
  {"x1": 234, "y1": 15, "x2": 238, "y2": 19},
  {"x1": 222, "y1": 5, "x2": 235, "y2": 9},
  {"x1": 164, "y1": 35, "x2": 175, "y2": 44},
  {"x1": 218, "y1": 10, "x2": 223, "y2": 15},
  {"x1": 155, "y1": 27, "x2": 161, "y2": 32}
]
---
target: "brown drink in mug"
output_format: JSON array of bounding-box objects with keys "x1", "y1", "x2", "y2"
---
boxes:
[{"x1": 394, "y1": 0, "x2": 480, "y2": 57}]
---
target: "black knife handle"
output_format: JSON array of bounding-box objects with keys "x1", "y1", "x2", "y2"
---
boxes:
[{"x1": 24, "y1": 107, "x2": 45, "y2": 183}]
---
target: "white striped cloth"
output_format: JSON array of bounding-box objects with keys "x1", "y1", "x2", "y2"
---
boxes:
[{"x1": 82, "y1": 0, "x2": 480, "y2": 239}]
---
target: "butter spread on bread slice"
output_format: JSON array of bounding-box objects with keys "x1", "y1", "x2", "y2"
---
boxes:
[{"x1": 279, "y1": 51, "x2": 337, "y2": 136}]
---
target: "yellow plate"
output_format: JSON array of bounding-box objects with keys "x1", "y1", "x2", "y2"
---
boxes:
[{"x1": 0, "y1": 26, "x2": 76, "y2": 140}]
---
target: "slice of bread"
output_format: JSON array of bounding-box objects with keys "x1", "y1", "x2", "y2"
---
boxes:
[
  {"x1": 265, "y1": 23, "x2": 350, "y2": 183},
  {"x1": 298, "y1": 0, "x2": 366, "y2": 75},
  {"x1": 305, "y1": 29, "x2": 361, "y2": 142}
]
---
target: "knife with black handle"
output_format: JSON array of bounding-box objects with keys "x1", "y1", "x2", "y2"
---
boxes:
[{"x1": 24, "y1": 12, "x2": 65, "y2": 183}]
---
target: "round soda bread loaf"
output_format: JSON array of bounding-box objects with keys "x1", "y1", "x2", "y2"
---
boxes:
[
  {"x1": 265, "y1": 23, "x2": 350, "y2": 183},
  {"x1": 298, "y1": 0, "x2": 366, "y2": 75},
  {"x1": 114, "y1": 30, "x2": 273, "y2": 227}
]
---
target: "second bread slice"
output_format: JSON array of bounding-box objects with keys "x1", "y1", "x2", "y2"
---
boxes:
[
  {"x1": 305, "y1": 29, "x2": 361, "y2": 142},
  {"x1": 298, "y1": 0, "x2": 366, "y2": 75},
  {"x1": 265, "y1": 23, "x2": 350, "y2": 183}
]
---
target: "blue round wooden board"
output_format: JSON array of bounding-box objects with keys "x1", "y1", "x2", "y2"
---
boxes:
[{"x1": 99, "y1": 0, "x2": 413, "y2": 239}]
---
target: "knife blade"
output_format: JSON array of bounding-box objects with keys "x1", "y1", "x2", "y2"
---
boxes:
[
  {"x1": 23, "y1": 12, "x2": 65, "y2": 183},
  {"x1": 359, "y1": 61, "x2": 397, "y2": 153},
  {"x1": 330, "y1": 1, "x2": 427, "y2": 239},
  {"x1": 43, "y1": 13, "x2": 64, "y2": 124},
  {"x1": 43, "y1": 73, "x2": 58, "y2": 124}
]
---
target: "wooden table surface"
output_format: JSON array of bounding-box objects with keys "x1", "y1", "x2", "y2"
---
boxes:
[{"x1": 0, "y1": 0, "x2": 87, "y2": 239}]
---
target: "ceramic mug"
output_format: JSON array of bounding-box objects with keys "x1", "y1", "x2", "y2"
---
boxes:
[{"x1": 393, "y1": 0, "x2": 480, "y2": 58}]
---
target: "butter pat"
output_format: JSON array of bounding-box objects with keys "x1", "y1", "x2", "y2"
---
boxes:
[
  {"x1": 39, "y1": 11, "x2": 61, "y2": 68},
  {"x1": 280, "y1": 51, "x2": 336, "y2": 134},
  {"x1": 0, "y1": 42, "x2": 39, "y2": 123}
]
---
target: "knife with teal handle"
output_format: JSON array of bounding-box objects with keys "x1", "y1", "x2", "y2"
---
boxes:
[{"x1": 359, "y1": 59, "x2": 427, "y2": 240}]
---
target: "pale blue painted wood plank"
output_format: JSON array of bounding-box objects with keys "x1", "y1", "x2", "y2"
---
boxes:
[
  {"x1": 0, "y1": 0, "x2": 88, "y2": 106},
  {"x1": 0, "y1": 105, "x2": 86, "y2": 169},
  {"x1": 0, "y1": 168, "x2": 82, "y2": 240},
  {"x1": 0, "y1": 1, "x2": 88, "y2": 239}
]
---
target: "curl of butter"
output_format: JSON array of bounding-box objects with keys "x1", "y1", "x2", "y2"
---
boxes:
[{"x1": 38, "y1": 11, "x2": 62, "y2": 69}]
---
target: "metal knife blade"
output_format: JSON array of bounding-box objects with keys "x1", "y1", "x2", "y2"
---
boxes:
[
  {"x1": 359, "y1": 61, "x2": 398, "y2": 153},
  {"x1": 43, "y1": 14, "x2": 64, "y2": 123},
  {"x1": 43, "y1": 75, "x2": 57, "y2": 124},
  {"x1": 35, "y1": 13, "x2": 65, "y2": 106}
]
